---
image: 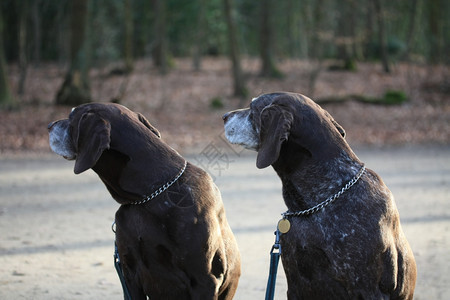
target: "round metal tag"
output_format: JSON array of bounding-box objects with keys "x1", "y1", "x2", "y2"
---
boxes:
[{"x1": 277, "y1": 219, "x2": 291, "y2": 233}]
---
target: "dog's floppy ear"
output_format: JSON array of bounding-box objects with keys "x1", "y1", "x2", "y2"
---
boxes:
[
  {"x1": 74, "y1": 112, "x2": 111, "y2": 174},
  {"x1": 256, "y1": 105, "x2": 293, "y2": 169},
  {"x1": 138, "y1": 113, "x2": 161, "y2": 138}
]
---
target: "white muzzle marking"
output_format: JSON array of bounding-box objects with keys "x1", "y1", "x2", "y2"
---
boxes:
[
  {"x1": 223, "y1": 112, "x2": 259, "y2": 150},
  {"x1": 48, "y1": 122, "x2": 76, "y2": 160}
]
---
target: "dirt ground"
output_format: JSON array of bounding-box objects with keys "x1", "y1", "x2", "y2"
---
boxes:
[{"x1": 0, "y1": 145, "x2": 449, "y2": 299}]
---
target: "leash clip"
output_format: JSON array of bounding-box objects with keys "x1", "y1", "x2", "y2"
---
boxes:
[
  {"x1": 265, "y1": 228, "x2": 282, "y2": 300},
  {"x1": 112, "y1": 221, "x2": 116, "y2": 233},
  {"x1": 270, "y1": 228, "x2": 282, "y2": 254},
  {"x1": 112, "y1": 221, "x2": 132, "y2": 300}
]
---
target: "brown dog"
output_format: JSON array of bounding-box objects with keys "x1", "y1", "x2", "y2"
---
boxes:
[
  {"x1": 223, "y1": 92, "x2": 416, "y2": 299},
  {"x1": 48, "y1": 103, "x2": 240, "y2": 300}
]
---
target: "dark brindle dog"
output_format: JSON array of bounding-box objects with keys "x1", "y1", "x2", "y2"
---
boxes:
[
  {"x1": 223, "y1": 92, "x2": 416, "y2": 299},
  {"x1": 48, "y1": 103, "x2": 240, "y2": 300}
]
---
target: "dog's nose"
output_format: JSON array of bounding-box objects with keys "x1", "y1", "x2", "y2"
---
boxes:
[
  {"x1": 47, "y1": 121, "x2": 56, "y2": 131},
  {"x1": 222, "y1": 112, "x2": 231, "y2": 122}
]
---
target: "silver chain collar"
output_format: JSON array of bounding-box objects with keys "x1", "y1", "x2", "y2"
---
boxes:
[
  {"x1": 131, "y1": 160, "x2": 187, "y2": 205},
  {"x1": 282, "y1": 164, "x2": 365, "y2": 218}
]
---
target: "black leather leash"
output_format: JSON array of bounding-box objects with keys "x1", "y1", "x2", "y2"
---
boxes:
[
  {"x1": 265, "y1": 228, "x2": 282, "y2": 300},
  {"x1": 112, "y1": 222, "x2": 132, "y2": 300}
]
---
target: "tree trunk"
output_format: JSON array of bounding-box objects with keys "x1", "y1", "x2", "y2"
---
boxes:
[
  {"x1": 402, "y1": 0, "x2": 419, "y2": 60},
  {"x1": 18, "y1": 0, "x2": 28, "y2": 96},
  {"x1": 223, "y1": 0, "x2": 247, "y2": 99},
  {"x1": 259, "y1": 0, "x2": 282, "y2": 77},
  {"x1": 335, "y1": 0, "x2": 358, "y2": 70},
  {"x1": 0, "y1": 9, "x2": 16, "y2": 109},
  {"x1": 372, "y1": 0, "x2": 390, "y2": 73},
  {"x1": 309, "y1": 0, "x2": 325, "y2": 60},
  {"x1": 192, "y1": 0, "x2": 206, "y2": 71},
  {"x1": 428, "y1": 0, "x2": 443, "y2": 64},
  {"x1": 56, "y1": 0, "x2": 91, "y2": 105},
  {"x1": 152, "y1": 0, "x2": 168, "y2": 74},
  {"x1": 286, "y1": 0, "x2": 301, "y2": 57},
  {"x1": 32, "y1": 0, "x2": 41, "y2": 65},
  {"x1": 124, "y1": 0, "x2": 134, "y2": 72},
  {"x1": 307, "y1": 0, "x2": 325, "y2": 97}
]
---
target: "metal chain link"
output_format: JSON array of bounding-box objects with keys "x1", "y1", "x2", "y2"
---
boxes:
[
  {"x1": 131, "y1": 160, "x2": 187, "y2": 205},
  {"x1": 282, "y1": 165, "x2": 365, "y2": 218}
]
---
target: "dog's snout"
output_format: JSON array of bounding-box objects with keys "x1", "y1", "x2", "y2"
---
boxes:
[
  {"x1": 222, "y1": 112, "x2": 232, "y2": 122},
  {"x1": 48, "y1": 121, "x2": 56, "y2": 131},
  {"x1": 48, "y1": 120, "x2": 64, "y2": 131}
]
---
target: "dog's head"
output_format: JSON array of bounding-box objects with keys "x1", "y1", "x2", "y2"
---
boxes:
[
  {"x1": 223, "y1": 92, "x2": 347, "y2": 169},
  {"x1": 48, "y1": 103, "x2": 161, "y2": 174}
]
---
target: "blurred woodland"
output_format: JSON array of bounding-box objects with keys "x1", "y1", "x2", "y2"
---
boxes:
[{"x1": 0, "y1": 0, "x2": 449, "y2": 152}]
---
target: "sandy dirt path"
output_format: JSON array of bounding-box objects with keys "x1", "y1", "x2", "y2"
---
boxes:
[{"x1": 1, "y1": 145, "x2": 449, "y2": 299}]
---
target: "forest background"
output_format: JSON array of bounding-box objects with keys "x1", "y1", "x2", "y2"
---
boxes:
[{"x1": 0, "y1": 0, "x2": 449, "y2": 153}]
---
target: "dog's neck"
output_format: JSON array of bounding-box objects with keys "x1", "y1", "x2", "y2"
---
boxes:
[
  {"x1": 273, "y1": 146, "x2": 363, "y2": 212},
  {"x1": 92, "y1": 140, "x2": 186, "y2": 205}
]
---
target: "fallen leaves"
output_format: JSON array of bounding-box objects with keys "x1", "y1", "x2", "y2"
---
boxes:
[{"x1": 1, "y1": 58, "x2": 449, "y2": 154}]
